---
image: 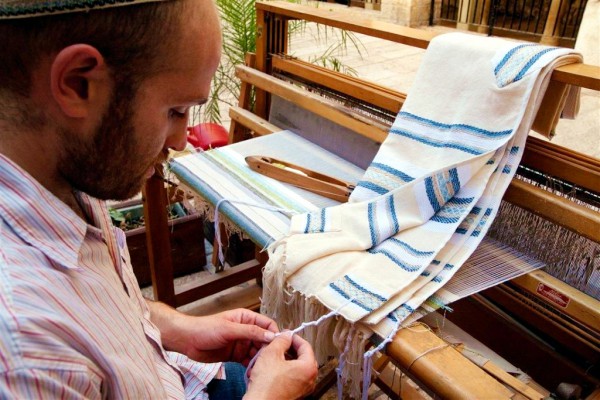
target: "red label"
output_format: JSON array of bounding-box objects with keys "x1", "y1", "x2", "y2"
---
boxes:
[{"x1": 536, "y1": 283, "x2": 570, "y2": 308}]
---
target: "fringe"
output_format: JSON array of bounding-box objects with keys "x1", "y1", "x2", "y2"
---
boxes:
[{"x1": 262, "y1": 248, "x2": 372, "y2": 398}]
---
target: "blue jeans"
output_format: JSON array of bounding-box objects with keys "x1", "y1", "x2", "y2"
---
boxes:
[{"x1": 206, "y1": 362, "x2": 247, "y2": 400}]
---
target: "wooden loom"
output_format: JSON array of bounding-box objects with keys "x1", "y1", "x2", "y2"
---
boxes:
[{"x1": 143, "y1": 2, "x2": 600, "y2": 398}]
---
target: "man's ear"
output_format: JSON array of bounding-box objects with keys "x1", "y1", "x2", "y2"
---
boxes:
[{"x1": 50, "y1": 44, "x2": 111, "y2": 119}]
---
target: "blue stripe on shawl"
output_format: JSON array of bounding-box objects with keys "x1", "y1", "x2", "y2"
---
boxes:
[
  {"x1": 304, "y1": 213, "x2": 311, "y2": 234},
  {"x1": 449, "y1": 168, "x2": 460, "y2": 193},
  {"x1": 494, "y1": 44, "x2": 535, "y2": 74},
  {"x1": 387, "y1": 304, "x2": 414, "y2": 322},
  {"x1": 425, "y1": 170, "x2": 462, "y2": 213},
  {"x1": 371, "y1": 162, "x2": 414, "y2": 182},
  {"x1": 357, "y1": 181, "x2": 389, "y2": 195},
  {"x1": 329, "y1": 275, "x2": 388, "y2": 312},
  {"x1": 471, "y1": 208, "x2": 494, "y2": 237},
  {"x1": 368, "y1": 248, "x2": 423, "y2": 271},
  {"x1": 502, "y1": 165, "x2": 512, "y2": 174},
  {"x1": 388, "y1": 196, "x2": 399, "y2": 234},
  {"x1": 431, "y1": 215, "x2": 461, "y2": 224},
  {"x1": 425, "y1": 176, "x2": 440, "y2": 212},
  {"x1": 431, "y1": 196, "x2": 474, "y2": 224},
  {"x1": 387, "y1": 238, "x2": 435, "y2": 257},
  {"x1": 329, "y1": 283, "x2": 375, "y2": 312},
  {"x1": 368, "y1": 202, "x2": 377, "y2": 247},
  {"x1": 320, "y1": 209, "x2": 326, "y2": 231},
  {"x1": 514, "y1": 48, "x2": 559, "y2": 82},
  {"x1": 401, "y1": 304, "x2": 414, "y2": 313},
  {"x1": 510, "y1": 146, "x2": 520, "y2": 154},
  {"x1": 451, "y1": 196, "x2": 473, "y2": 205},
  {"x1": 399, "y1": 111, "x2": 513, "y2": 138},
  {"x1": 344, "y1": 275, "x2": 388, "y2": 302},
  {"x1": 390, "y1": 128, "x2": 485, "y2": 155}
]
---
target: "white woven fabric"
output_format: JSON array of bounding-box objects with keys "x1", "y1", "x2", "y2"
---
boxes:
[{"x1": 262, "y1": 32, "x2": 581, "y2": 348}]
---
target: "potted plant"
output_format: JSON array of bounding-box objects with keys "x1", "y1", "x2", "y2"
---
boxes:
[{"x1": 109, "y1": 200, "x2": 207, "y2": 287}]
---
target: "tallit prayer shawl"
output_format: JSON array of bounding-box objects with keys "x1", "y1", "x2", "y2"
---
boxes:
[{"x1": 261, "y1": 32, "x2": 581, "y2": 396}]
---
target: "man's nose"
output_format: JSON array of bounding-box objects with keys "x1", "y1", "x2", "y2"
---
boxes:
[{"x1": 165, "y1": 121, "x2": 190, "y2": 152}]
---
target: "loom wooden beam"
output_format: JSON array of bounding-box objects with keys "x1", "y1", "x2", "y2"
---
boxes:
[
  {"x1": 482, "y1": 360, "x2": 545, "y2": 399},
  {"x1": 521, "y1": 136, "x2": 600, "y2": 193},
  {"x1": 229, "y1": 106, "x2": 280, "y2": 137},
  {"x1": 510, "y1": 270, "x2": 600, "y2": 336},
  {"x1": 256, "y1": 1, "x2": 600, "y2": 90},
  {"x1": 271, "y1": 55, "x2": 405, "y2": 114},
  {"x1": 256, "y1": 1, "x2": 434, "y2": 50},
  {"x1": 386, "y1": 326, "x2": 514, "y2": 398},
  {"x1": 551, "y1": 63, "x2": 600, "y2": 91},
  {"x1": 173, "y1": 259, "x2": 262, "y2": 308},
  {"x1": 235, "y1": 64, "x2": 390, "y2": 143},
  {"x1": 229, "y1": 53, "x2": 257, "y2": 143}
]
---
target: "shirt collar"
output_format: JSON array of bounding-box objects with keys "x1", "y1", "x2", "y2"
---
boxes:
[{"x1": 0, "y1": 154, "x2": 89, "y2": 270}]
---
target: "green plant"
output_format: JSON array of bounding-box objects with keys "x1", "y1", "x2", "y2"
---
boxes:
[{"x1": 196, "y1": 0, "x2": 365, "y2": 124}]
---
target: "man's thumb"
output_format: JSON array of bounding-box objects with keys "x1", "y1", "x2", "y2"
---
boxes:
[{"x1": 267, "y1": 331, "x2": 294, "y2": 352}]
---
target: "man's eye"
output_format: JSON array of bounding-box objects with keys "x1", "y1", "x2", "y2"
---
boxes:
[{"x1": 169, "y1": 108, "x2": 188, "y2": 119}]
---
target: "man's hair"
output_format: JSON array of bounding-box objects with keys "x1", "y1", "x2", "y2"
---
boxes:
[{"x1": 0, "y1": 0, "x2": 185, "y2": 101}]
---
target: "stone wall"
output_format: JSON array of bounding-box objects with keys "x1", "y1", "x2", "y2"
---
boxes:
[{"x1": 308, "y1": 0, "x2": 432, "y2": 27}]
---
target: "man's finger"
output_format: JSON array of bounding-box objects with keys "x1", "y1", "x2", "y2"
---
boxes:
[
  {"x1": 291, "y1": 334, "x2": 316, "y2": 362},
  {"x1": 234, "y1": 309, "x2": 279, "y2": 333},
  {"x1": 228, "y1": 322, "x2": 276, "y2": 344},
  {"x1": 262, "y1": 331, "x2": 293, "y2": 355}
]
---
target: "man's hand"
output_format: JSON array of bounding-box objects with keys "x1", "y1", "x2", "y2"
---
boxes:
[
  {"x1": 244, "y1": 332, "x2": 318, "y2": 399},
  {"x1": 177, "y1": 308, "x2": 280, "y2": 365},
  {"x1": 148, "y1": 301, "x2": 279, "y2": 365}
]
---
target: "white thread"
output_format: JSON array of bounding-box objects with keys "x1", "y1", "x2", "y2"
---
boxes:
[
  {"x1": 361, "y1": 318, "x2": 403, "y2": 400},
  {"x1": 213, "y1": 198, "x2": 294, "y2": 266},
  {"x1": 244, "y1": 297, "x2": 357, "y2": 388},
  {"x1": 336, "y1": 324, "x2": 356, "y2": 400}
]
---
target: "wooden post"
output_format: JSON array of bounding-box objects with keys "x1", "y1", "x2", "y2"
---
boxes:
[
  {"x1": 540, "y1": 0, "x2": 562, "y2": 45},
  {"x1": 229, "y1": 53, "x2": 257, "y2": 143},
  {"x1": 255, "y1": 7, "x2": 269, "y2": 119},
  {"x1": 142, "y1": 166, "x2": 176, "y2": 306},
  {"x1": 456, "y1": 0, "x2": 472, "y2": 30}
]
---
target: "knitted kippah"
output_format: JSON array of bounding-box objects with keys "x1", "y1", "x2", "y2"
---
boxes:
[{"x1": 0, "y1": 0, "x2": 170, "y2": 19}]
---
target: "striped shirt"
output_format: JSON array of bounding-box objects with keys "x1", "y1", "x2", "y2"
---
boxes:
[{"x1": 0, "y1": 154, "x2": 221, "y2": 399}]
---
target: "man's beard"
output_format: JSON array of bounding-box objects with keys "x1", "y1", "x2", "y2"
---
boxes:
[{"x1": 58, "y1": 82, "x2": 157, "y2": 201}]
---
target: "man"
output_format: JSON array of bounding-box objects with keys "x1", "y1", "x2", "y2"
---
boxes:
[{"x1": 0, "y1": 0, "x2": 318, "y2": 398}]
